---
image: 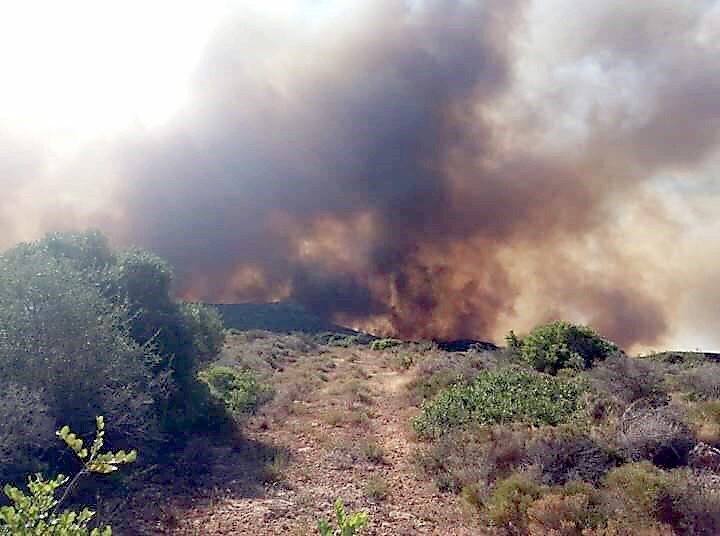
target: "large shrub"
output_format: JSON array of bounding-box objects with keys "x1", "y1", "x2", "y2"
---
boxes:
[
  {"x1": 0, "y1": 230, "x2": 228, "y2": 477},
  {"x1": 412, "y1": 368, "x2": 586, "y2": 438},
  {"x1": 521, "y1": 320, "x2": 618, "y2": 374},
  {"x1": 0, "y1": 247, "x2": 159, "y2": 449}
]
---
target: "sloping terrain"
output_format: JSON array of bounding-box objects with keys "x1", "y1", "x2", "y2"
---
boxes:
[
  {"x1": 114, "y1": 329, "x2": 720, "y2": 535},
  {"x1": 213, "y1": 303, "x2": 359, "y2": 336},
  {"x1": 119, "y1": 336, "x2": 482, "y2": 534}
]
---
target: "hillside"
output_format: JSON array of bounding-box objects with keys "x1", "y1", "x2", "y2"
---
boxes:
[
  {"x1": 115, "y1": 328, "x2": 720, "y2": 535},
  {"x1": 213, "y1": 302, "x2": 359, "y2": 336}
]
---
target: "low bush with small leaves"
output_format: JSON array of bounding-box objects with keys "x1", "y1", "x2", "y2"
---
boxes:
[
  {"x1": 317, "y1": 498, "x2": 368, "y2": 535},
  {"x1": 676, "y1": 363, "x2": 720, "y2": 401},
  {"x1": 199, "y1": 365, "x2": 274, "y2": 418},
  {"x1": 526, "y1": 426, "x2": 621, "y2": 485},
  {"x1": 599, "y1": 466, "x2": 720, "y2": 535},
  {"x1": 0, "y1": 417, "x2": 135, "y2": 536},
  {"x1": 412, "y1": 368, "x2": 586, "y2": 438},
  {"x1": 370, "y1": 338, "x2": 403, "y2": 351},
  {"x1": 527, "y1": 481, "x2": 606, "y2": 536},
  {"x1": 415, "y1": 425, "x2": 529, "y2": 493},
  {"x1": 603, "y1": 462, "x2": 681, "y2": 527},
  {"x1": 483, "y1": 472, "x2": 545, "y2": 534}
]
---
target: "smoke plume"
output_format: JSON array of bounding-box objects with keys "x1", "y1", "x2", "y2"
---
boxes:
[{"x1": 3, "y1": 0, "x2": 720, "y2": 349}]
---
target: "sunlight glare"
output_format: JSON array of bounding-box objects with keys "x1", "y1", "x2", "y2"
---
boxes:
[{"x1": 0, "y1": 0, "x2": 230, "y2": 140}]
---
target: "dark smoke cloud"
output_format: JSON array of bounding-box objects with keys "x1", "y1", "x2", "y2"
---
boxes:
[{"x1": 4, "y1": 0, "x2": 720, "y2": 349}]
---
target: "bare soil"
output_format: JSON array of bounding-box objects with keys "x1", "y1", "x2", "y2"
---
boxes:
[{"x1": 117, "y1": 346, "x2": 484, "y2": 535}]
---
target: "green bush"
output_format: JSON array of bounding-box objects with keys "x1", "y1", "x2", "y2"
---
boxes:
[
  {"x1": 328, "y1": 335, "x2": 362, "y2": 348},
  {"x1": 483, "y1": 473, "x2": 545, "y2": 533},
  {"x1": 0, "y1": 230, "x2": 230, "y2": 477},
  {"x1": 370, "y1": 338, "x2": 403, "y2": 351},
  {"x1": 317, "y1": 498, "x2": 368, "y2": 535},
  {"x1": 199, "y1": 366, "x2": 273, "y2": 418},
  {"x1": 0, "y1": 243, "x2": 159, "y2": 453},
  {"x1": 604, "y1": 462, "x2": 679, "y2": 524},
  {"x1": 412, "y1": 368, "x2": 585, "y2": 438},
  {"x1": 0, "y1": 417, "x2": 135, "y2": 536},
  {"x1": 521, "y1": 321, "x2": 618, "y2": 374}
]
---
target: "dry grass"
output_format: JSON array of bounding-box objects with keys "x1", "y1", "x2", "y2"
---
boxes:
[
  {"x1": 364, "y1": 477, "x2": 389, "y2": 502},
  {"x1": 262, "y1": 446, "x2": 292, "y2": 484},
  {"x1": 361, "y1": 439, "x2": 386, "y2": 464}
]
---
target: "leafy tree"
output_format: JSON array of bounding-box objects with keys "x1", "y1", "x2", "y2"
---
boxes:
[{"x1": 521, "y1": 320, "x2": 618, "y2": 375}]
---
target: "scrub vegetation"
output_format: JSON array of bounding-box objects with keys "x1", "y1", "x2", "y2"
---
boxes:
[{"x1": 2, "y1": 230, "x2": 719, "y2": 535}]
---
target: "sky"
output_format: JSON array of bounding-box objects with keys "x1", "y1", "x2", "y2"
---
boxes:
[{"x1": 0, "y1": 0, "x2": 719, "y2": 351}]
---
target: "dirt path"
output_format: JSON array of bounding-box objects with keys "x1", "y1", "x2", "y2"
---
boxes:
[{"x1": 122, "y1": 347, "x2": 482, "y2": 535}]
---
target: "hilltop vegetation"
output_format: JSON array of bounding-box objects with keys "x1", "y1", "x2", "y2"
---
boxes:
[{"x1": 2, "y1": 230, "x2": 720, "y2": 535}]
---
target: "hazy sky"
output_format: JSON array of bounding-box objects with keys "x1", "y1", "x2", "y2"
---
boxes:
[{"x1": 1, "y1": 0, "x2": 719, "y2": 351}]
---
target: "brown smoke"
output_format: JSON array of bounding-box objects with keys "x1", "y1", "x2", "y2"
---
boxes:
[{"x1": 3, "y1": 0, "x2": 720, "y2": 349}]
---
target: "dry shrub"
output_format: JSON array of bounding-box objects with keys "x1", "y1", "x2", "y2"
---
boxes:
[
  {"x1": 676, "y1": 363, "x2": 720, "y2": 401},
  {"x1": 360, "y1": 440, "x2": 386, "y2": 464},
  {"x1": 688, "y1": 442, "x2": 720, "y2": 472},
  {"x1": 364, "y1": 477, "x2": 389, "y2": 501},
  {"x1": 617, "y1": 402, "x2": 694, "y2": 468},
  {"x1": 527, "y1": 493, "x2": 592, "y2": 536},
  {"x1": 668, "y1": 470, "x2": 720, "y2": 535},
  {"x1": 262, "y1": 446, "x2": 292, "y2": 484},
  {"x1": 589, "y1": 355, "x2": 667, "y2": 407},
  {"x1": 406, "y1": 350, "x2": 493, "y2": 404},
  {"x1": 220, "y1": 331, "x2": 317, "y2": 375},
  {"x1": 688, "y1": 400, "x2": 720, "y2": 445},
  {"x1": 526, "y1": 427, "x2": 620, "y2": 485},
  {"x1": 327, "y1": 378, "x2": 374, "y2": 407},
  {"x1": 270, "y1": 358, "x2": 330, "y2": 416},
  {"x1": 172, "y1": 435, "x2": 216, "y2": 482},
  {"x1": 324, "y1": 440, "x2": 360, "y2": 470},
  {"x1": 415, "y1": 425, "x2": 529, "y2": 493},
  {"x1": 484, "y1": 472, "x2": 545, "y2": 535},
  {"x1": 582, "y1": 519, "x2": 675, "y2": 536}
]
